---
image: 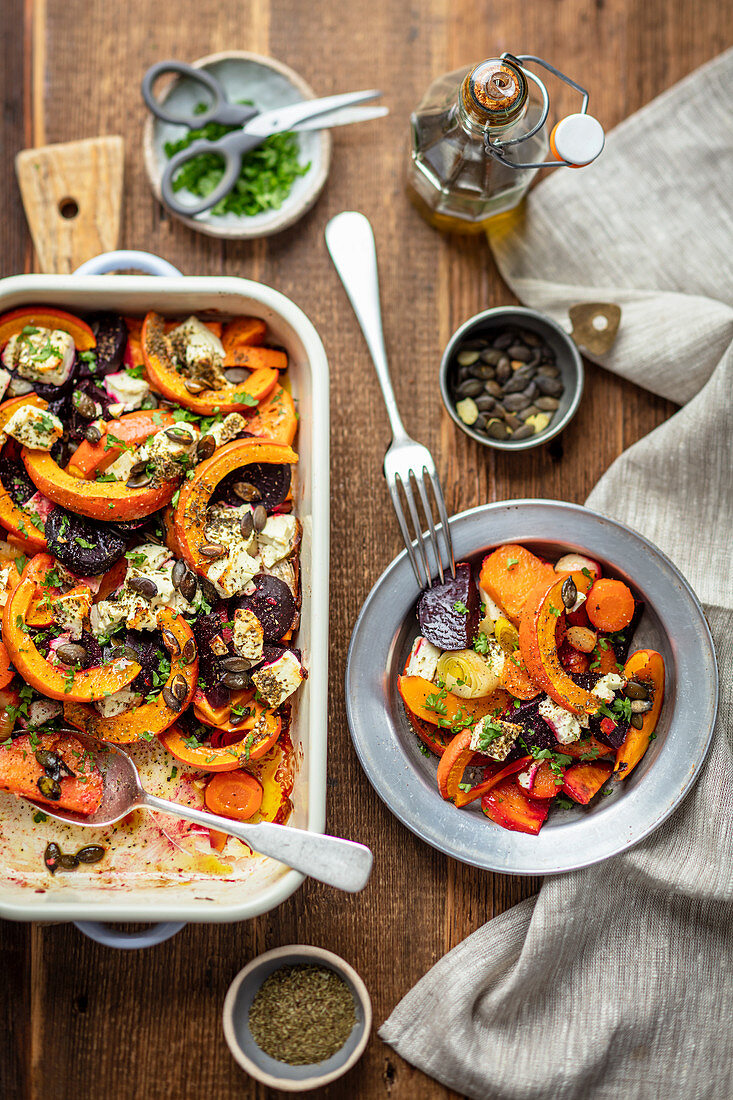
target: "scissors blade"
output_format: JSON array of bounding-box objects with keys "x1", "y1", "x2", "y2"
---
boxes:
[
  {"x1": 243, "y1": 90, "x2": 382, "y2": 138},
  {"x1": 291, "y1": 105, "x2": 389, "y2": 132}
]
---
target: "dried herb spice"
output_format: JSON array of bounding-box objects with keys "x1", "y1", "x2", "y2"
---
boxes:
[{"x1": 248, "y1": 964, "x2": 356, "y2": 1065}]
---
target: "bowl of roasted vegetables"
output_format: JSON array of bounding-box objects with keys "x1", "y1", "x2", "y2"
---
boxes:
[
  {"x1": 0, "y1": 303, "x2": 306, "y2": 859},
  {"x1": 346, "y1": 501, "x2": 717, "y2": 874}
]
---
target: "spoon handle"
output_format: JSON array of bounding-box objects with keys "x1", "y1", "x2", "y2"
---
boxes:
[{"x1": 142, "y1": 793, "x2": 373, "y2": 893}]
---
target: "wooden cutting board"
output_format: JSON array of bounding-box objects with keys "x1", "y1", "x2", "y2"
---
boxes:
[{"x1": 15, "y1": 136, "x2": 124, "y2": 273}]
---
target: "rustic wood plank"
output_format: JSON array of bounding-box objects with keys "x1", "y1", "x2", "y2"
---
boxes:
[{"x1": 0, "y1": 0, "x2": 728, "y2": 1097}]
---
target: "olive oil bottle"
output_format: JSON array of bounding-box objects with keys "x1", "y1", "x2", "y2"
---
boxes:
[{"x1": 407, "y1": 53, "x2": 604, "y2": 233}]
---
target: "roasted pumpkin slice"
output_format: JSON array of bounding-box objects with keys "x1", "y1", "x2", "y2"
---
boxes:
[
  {"x1": 142, "y1": 311, "x2": 278, "y2": 415},
  {"x1": 0, "y1": 307, "x2": 95, "y2": 351}
]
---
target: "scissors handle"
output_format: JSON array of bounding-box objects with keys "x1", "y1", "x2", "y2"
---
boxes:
[
  {"x1": 142, "y1": 60, "x2": 259, "y2": 128},
  {"x1": 160, "y1": 130, "x2": 264, "y2": 217}
]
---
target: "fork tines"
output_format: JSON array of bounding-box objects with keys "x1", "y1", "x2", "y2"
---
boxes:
[{"x1": 386, "y1": 464, "x2": 456, "y2": 589}]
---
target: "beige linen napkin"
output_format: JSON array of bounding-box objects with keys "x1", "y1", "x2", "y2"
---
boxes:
[{"x1": 380, "y1": 49, "x2": 733, "y2": 1099}]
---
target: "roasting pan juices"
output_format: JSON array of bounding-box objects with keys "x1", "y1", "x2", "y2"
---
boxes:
[{"x1": 0, "y1": 272, "x2": 329, "y2": 924}]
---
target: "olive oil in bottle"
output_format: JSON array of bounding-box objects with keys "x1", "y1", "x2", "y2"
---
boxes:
[{"x1": 407, "y1": 53, "x2": 604, "y2": 233}]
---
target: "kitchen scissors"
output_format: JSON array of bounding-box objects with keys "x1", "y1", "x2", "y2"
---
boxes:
[{"x1": 142, "y1": 60, "x2": 386, "y2": 216}]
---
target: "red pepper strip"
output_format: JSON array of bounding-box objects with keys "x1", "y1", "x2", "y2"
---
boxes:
[{"x1": 455, "y1": 755, "x2": 533, "y2": 808}]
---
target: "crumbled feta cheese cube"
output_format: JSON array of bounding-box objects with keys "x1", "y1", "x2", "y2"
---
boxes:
[
  {"x1": 251, "y1": 650, "x2": 305, "y2": 707},
  {"x1": 91, "y1": 543, "x2": 196, "y2": 634},
  {"x1": 104, "y1": 449, "x2": 138, "y2": 481},
  {"x1": 168, "y1": 316, "x2": 227, "y2": 389},
  {"x1": 469, "y1": 715, "x2": 522, "y2": 761},
  {"x1": 232, "y1": 608, "x2": 264, "y2": 662},
  {"x1": 53, "y1": 587, "x2": 93, "y2": 640},
  {"x1": 0, "y1": 562, "x2": 17, "y2": 608},
  {"x1": 592, "y1": 672, "x2": 626, "y2": 703},
  {"x1": 204, "y1": 505, "x2": 261, "y2": 598},
  {"x1": 135, "y1": 424, "x2": 200, "y2": 482},
  {"x1": 538, "y1": 696, "x2": 582, "y2": 744},
  {"x1": 201, "y1": 412, "x2": 248, "y2": 449},
  {"x1": 0, "y1": 368, "x2": 10, "y2": 401},
  {"x1": 517, "y1": 768, "x2": 533, "y2": 790},
  {"x1": 104, "y1": 369, "x2": 150, "y2": 411},
  {"x1": 2, "y1": 327, "x2": 75, "y2": 386},
  {"x1": 94, "y1": 687, "x2": 142, "y2": 717},
  {"x1": 257, "y1": 514, "x2": 298, "y2": 568},
  {"x1": 404, "y1": 636, "x2": 441, "y2": 680},
  {"x1": 1, "y1": 405, "x2": 63, "y2": 450}
]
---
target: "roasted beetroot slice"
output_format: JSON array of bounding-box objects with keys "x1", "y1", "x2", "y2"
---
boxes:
[
  {"x1": 192, "y1": 609, "x2": 231, "y2": 706},
  {"x1": 234, "y1": 575, "x2": 296, "y2": 642},
  {"x1": 214, "y1": 462, "x2": 291, "y2": 511},
  {"x1": 505, "y1": 698, "x2": 557, "y2": 761},
  {"x1": 119, "y1": 631, "x2": 167, "y2": 695},
  {"x1": 1, "y1": 455, "x2": 36, "y2": 506},
  {"x1": 589, "y1": 711, "x2": 630, "y2": 749},
  {"x1": 83, "y1": 313, "x2": 127, "y2": 377},
  {"x1": 45, "y1": 507, "x2": 126, "y2": 574},
  {"x1": 417, "y1": 562, "x2": 479, "y2": 650}
]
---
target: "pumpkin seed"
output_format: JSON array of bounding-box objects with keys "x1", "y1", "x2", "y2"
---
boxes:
[
  {"x1": 220, "y1": 655, "x2": 251, "y2": 673},
  {"x1": 492, "y1": 332, "x2": 514, "y2": 350},
  {"x1": 221, "y1": 671, "x2": 251, "y2": 689},
  {"x1": 37, "y1": 775, "x2": 61, "y2": 801},
  {"x1": 165, "y1": 426, "x2": 194, "y2": 445},
  {"x1": 224, "y1": 367, "x2": 248, "y2": 383},
  {"x1": 240, "y1": 511, "x2": 254, "y2": 539},
  {"x1": 184, "y1": 379, "x2": 207, "y2": 394},
  {"x1": 630, "y1": 713, "x2": 645, "y2": 730},
  {"x1": 178, "y1": 570, "x2": 198, "y2": 602},
  {"x1": 170, "y1": 674, "x2": 188, "y2": 702},
  {"x1": 456, "y1": 349, "x2": 480, "y2": 366},
  {"x1": 485, "y1": 380, "x2": 504, "y2": 399},
  {"x1": 84, "y1": 424, "x2": 102, "y2": 445},
  {"x1": 535, "y1": 396, "x2": 559, "y2": 411},
  {"x1": 44, "y1": 842, "x2": 62, "y2": 874},
  {"x1": 538, "y1": 364, "x2": 561, "y2": 378},
  {"x1": 456, "y1": 397, "x2": 479, "y2": 426},
  {"x1": 502, "y1": 368, "x2": 536, "y2": 394},
  {"x1": 76, "y1": 845, "x2": 106, "y2": 864},
  {"x1": 59, "y1": 853, "x2": 80, "y2": 870},
  {"x1": 195, "y1": 435, "x2": 216, "y2": 463},
  {"x1": 456, "y1": 378, "x2": 484, "y2": 398},
  {"x1": 503, "y1": 392, "x2": 531, "y2": 412},
  {"x1": 181, "y1": 637, "x2": 197, "y2": 665},
  {"x1": 495, "y1": 357, "x2": 512, "y2": 383},
  {"x1": 486, "y1": 418, "x2": 509, "y2": 440},
  {"x1": 129, "y1": 459, "x2": 148, "y2": 477},
  {"x1": 171, "y1": 559, "x2": 187, "y2": 589},
  {"x1": 128, "y1": 576, "x2": 158, "y2": 598},
  {"x1": 629, "y1": 699, "x2": 653, "y2": 714},
  {"x1": 253, "y1": 505, "x2": 268, "y2": 533},
  {"x1": 536, "y1": 375, "x2": 564, "y2": 397},
  {"x1": 200, "y1": 543, "x2": 226, "y2": 560},
  {"x1": 519, "y1": 405, "x2": 541, "y2": 421},
  {"x1": 561, "y1": 576, "x2": 578, "y2": 609},
  {"x1": 623, "y1": 680, "x2": 648, "y2": 700},
  {"x1": 508, "y1": 344, "x2": 530, "y2": 361},
  {"x1": 161, "y1": 629, "x2": 181, "y2": 657},
  {"x1": 162, "y1": 686, "x2": 184, "y2": 712},
  {"x1": 35, "y1": 748, "x2": 62, "y2": 773},
  {"x1": 469, "y1": 363, "x2": 495, "y2": 380},
  {"x1": 126, "y1": 472, "x2": 152, "y2": 489},
  {"x1": 479, "y1": 347, "x2": 504, "y2": 366},
  {"x1": 54, "y1": 642, "x2": 87, "y2": 665},
  {"x1": 509, "y1": 424, "x2": 535, "y2": 441},
  {"x1": 199, "y1": 576, "x2": 219, "y2": 603},
  {"x1": 233, "y1": 481, "x2": 260, "y2": 502},
  {"x1": 524, "y1": 413, "x2": 551, "y2": 434},
  {"x1": 475, "y1": 394, "x2": 496, "y2": 413},
  {"x1": 504, "y1": 414, "x2": 522, "y2": 431},
  {"x1": 73, "y1": 391, "x2": 97, "y2": 419}
]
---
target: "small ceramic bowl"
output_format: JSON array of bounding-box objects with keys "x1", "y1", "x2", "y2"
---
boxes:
[
  {"x1": 143, "y1": 51, "x2": 331, "y2": 239},
  {"x1": 222, "y1": 945, "x2": 372, "y2": 1092},
  {"x1": 439, "y1": 305, "x2": 584, "y2": 451}
]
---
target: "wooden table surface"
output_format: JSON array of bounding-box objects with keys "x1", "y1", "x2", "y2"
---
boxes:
[{"x1": 1, "y1": 1, "x2": 728, "y2": 1097}]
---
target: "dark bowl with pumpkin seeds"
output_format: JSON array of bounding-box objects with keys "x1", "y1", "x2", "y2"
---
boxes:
[{"x1": 440, "y1": 306, "x2": 584, "y2": 451}]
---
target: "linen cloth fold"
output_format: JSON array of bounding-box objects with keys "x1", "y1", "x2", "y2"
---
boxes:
[{"x1": 380, "y1": 49, "x2": 733, "y2": 1099}]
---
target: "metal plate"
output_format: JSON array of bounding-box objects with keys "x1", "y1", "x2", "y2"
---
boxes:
[{"x1": 345, "y1": 500, "x2": 718, "y2": 875}]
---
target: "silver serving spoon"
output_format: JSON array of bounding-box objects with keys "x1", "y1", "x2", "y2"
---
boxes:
[{"x1": 30, "y1": 733, "x2": 372, "y2": 893}]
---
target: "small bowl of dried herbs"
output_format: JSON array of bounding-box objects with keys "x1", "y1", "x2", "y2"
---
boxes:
[
  {"x1": 223, "y1": 944, "x2": 372, "y2": 1091},
  {"x1": 143, "y1": 51, "x2": 331, "y2": 240}
]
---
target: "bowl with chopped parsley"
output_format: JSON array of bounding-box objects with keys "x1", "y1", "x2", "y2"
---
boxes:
[{"x1": 143, "y1": 51, "x2": 331, "y2": 239}]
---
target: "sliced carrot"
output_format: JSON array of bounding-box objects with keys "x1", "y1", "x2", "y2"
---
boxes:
[
  {"x1": 586, "y1": 579, "x2": 635, "y2": 632},
  {"x1": 204, "y1": 770, "x2": 263, "y2": 821},
  {"x1": 221, "y1": 317, "x2": 266, "y2": 352},
  {"x1": 479, "y1": 544, "x2": 556, "y2": 623},
  {"x1": 455, "y1": 755, "x2": 532, "y2": 808}
]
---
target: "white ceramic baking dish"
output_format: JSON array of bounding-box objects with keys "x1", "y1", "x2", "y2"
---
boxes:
[{"x1": 0, "y1": 251, "x2": 329, "y2": 947}]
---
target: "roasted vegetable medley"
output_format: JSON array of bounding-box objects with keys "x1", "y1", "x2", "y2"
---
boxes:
[
  {"x1": 0, "y1": 305, "x2": 304, "y2": 857},
  {"x1": 399, "y1": 544, "x2": 664, "y2": 834}
]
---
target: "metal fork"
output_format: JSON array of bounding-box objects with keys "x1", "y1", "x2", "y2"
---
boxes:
[{"x1": 325, "y1": 211, "x2": 455, "y2": 588}]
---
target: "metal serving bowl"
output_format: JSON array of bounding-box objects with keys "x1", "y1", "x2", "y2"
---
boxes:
[
  {"x1": 345, "y1": 500, "x2": 718, "y2": 876},
  {"x1": 439, "y1": 306, "x2": 584, "y2": 451}
]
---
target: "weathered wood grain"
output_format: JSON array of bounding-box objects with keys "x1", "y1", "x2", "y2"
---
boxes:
[{"x1": 0, "y1": 0, "x2": 727, "y2": 1096}]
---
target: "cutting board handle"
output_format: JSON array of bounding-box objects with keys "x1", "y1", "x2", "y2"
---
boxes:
[{"x1": 74, "y1": 249, "x2": 182, "y2": 277}]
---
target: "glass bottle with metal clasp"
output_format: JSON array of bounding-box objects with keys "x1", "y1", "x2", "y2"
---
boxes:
[{"x1": 407, "y1": 53, "x2": 604, "y2": 234}]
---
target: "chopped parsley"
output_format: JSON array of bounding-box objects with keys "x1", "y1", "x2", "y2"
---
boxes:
[
  {"x1": 505, "y1": 557, "x2": 519, "y2": 569},
  {"x1": 473, "y1": 632, "x2": 490, "y2": 655},
  {"x1": 453, "y1": 600, "x2": 469, "y2": 615}
]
